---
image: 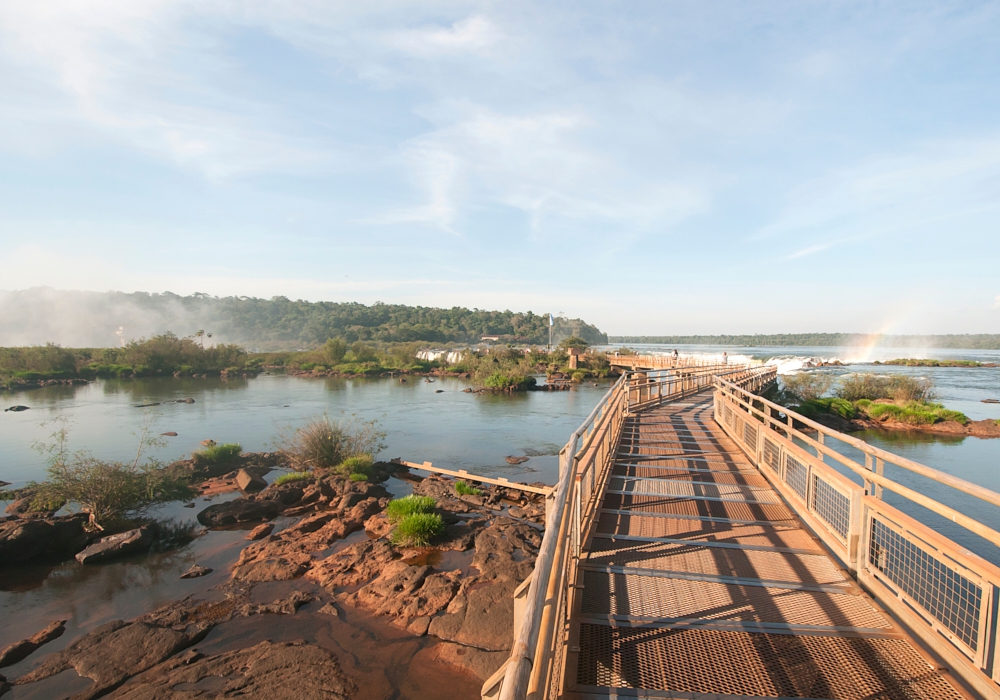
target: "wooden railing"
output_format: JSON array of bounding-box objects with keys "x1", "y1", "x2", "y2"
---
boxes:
[
  {"x1": 715, "y1": 377, "x2": 1000, "y2": 700},
  {"x1": 608, "y1": 353, "x2": 724, "y2": 370},
  {"x1": 483, "y1": 364, "x2": 776, "y2": 700}
]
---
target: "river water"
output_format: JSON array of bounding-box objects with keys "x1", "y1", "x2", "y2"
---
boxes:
[{"x1": 2, "y1": 348, "x2": 999, "y2": 694}]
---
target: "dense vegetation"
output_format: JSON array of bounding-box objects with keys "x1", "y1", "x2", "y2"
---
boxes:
[
  {"x1": 3, "y1": 289, "x2": 607, "y2": 348},
  {"x1": 0, "y1": 334, "x2": 251, "y2": 385},
  {"x1": 610, "y1": 333, "x2": 1000, "y2": 349},
  {"x1": 778, "y1": 372, "x2": 969, "y2": 427}
]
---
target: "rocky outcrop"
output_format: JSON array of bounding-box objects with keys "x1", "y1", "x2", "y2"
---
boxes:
[
  {"x1": 0, "y1": 620, "x2": 66, "y2": 668},
  {"x1": 235, "y1": 468, "x2": 267, "y2": 493},
  {"x1": 13, "y1": 620, "x2": 209, "y2": 698},
  {"x1": 105, "y1": 640, "x2": 355, "y2": 700},
  {"x1": 0, "y1": 513, "x2": 89, "y2": 565},
  {"x1": 75, "y1": 524, "x2": 158, "y2": 565}
]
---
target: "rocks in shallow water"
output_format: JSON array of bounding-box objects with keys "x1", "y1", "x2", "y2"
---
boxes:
[
  {"x1": 432, "y1": 641, "x2": 509, "y2": 681},
  {"x1": 76, "y1": 524, "x2": 158, "y2": 565},
  {"x1": 14, "y1": 620, "x2": 209, "y2": 697},
  {"x1": 505, "y1": 455, "x2": 529, "y2": 465},
  {"x1": 197, "y1": 496, "x2": 282, "y2": 527},
  {"x1": 159, "y1": 431, "x2": 178, "y2": 437},
  {"x1": 0, "y1": 619, "x2": 66, "y2": 668},
  {"x1": 4, "y1": 497, "x2": 33, "y2": 517},
  {"x1": 247, "y1": 522, "x2": 274, "y2": 540},
  {"x1": 4, "y1": 405, "x2": 29, "y2": 412},
  {"x1": 0, "y1": 513, "x2": 89, "y2": 565},
  {"x1": 0, "y1": 480, "x2": 9, "y2": 488},
  {"x1": 179, "y1": 564, "x2": 212, "y2": 579},
  {"x1": 199, "y1": 439, "x2": 216, "y2": 447},
  {"x1": 232, "y1": 557, "x2": 308, "y2": 583},
  {"x1": 103, "y1": 640, "x2": 355, "y2": 700},
  {"x1": 182, "y1": 502, "x2": 195, "y2": 508}
]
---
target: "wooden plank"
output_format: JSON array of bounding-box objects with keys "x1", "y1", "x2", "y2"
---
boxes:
[{"x1": 396, "y1": 460, "x2": 553, "y2": 496}]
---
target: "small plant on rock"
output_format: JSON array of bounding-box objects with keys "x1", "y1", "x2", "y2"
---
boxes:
[
  {"x1": 274, "y1": 471, "x2": 312, "y2": 486},
  {"x1": 349, "y1": 472, "x2": 368, "y2": 482},
  {"x1": 336, "y1": 454, "x2": 373, "y2": 479},
  {"x1": 385, "y1": 494, "x2": 436, "y2": 523},
  {"x1": 192, "y1": 443, "x2": 242, "y2": 467},
  {"x1": 455, "y1": 480, "x2": 481, "y2": 496},
  {"x1": 392, "y1": 512, "x2": 445, "y2": 547}
]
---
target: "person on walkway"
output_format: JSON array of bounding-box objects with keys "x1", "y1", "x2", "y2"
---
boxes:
[{"x1": 722, "y1": 351, "x2": 728, "y2": 365}]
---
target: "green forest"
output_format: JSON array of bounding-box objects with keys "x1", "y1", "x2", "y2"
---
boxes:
[
  {"x1": 0, "y1": 290, "x2": 607, "y2": 348},
  {"x1": 609, "y1": 333, "x2": 1000, "y2": 350}
]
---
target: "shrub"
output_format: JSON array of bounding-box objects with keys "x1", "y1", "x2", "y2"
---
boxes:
[
  {"x1": 782, "y1": 373, "x2": 834, "y2": 401},
  {"x1": 455, "y1": 480, "x2": 481, "y2": 496},
  {"x1": 836, "y1": 373, "x2": 935, "y2": 402},
  {"x1": 192, "y1": 443, "x2": 242, "y2": 467},
  {"x1": 349, "y1": 472, "x2": 368, "y2": 482},
  {"x1": 274, "y1": 472, "x2": 312, "y2": 486},
  {"x1": 385, "y1": 495, "x2": 436, "y2": 523},
  {"x1": 336, "y1": 454, "x2": 373, "y2": 478},
  {"x1": 570, "y1": 370, "x2": 588, "y2": 382},
  {"x1": 392, "y1": 512, "x2": 445, "y2": 547},
  {"x1": 863, "y1": 401, "x2": 968, "y2": 426},
  {"x1": 482, "y1": 371, "x2": 536, "y2": 390},
  {"x1": 275, "y1": 415, "x2": 385, "y2": 471}
]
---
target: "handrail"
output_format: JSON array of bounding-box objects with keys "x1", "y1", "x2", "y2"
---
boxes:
[
  {"x1": 714, "y1": 377, "x2": 1000, "y2": 699},
  {"x1": 715, "y1": 376, "x2": 1000, "y2": 541}
]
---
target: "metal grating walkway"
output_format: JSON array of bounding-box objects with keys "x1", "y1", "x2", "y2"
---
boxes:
[{"x1": 566, "y1": 396, "x2": 969, "y2": 700}]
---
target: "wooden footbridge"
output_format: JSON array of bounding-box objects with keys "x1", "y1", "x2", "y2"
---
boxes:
[{"x1": 485, "y1": 362, "x2": 1000, "y2": 700}]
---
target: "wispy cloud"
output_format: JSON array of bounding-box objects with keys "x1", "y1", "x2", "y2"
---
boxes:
[
  {"x1": 386, "y1": 16, "x2": 502, "y2": 57},
  {"x1": 786, "y1": 241, "x2": 835, "y2": 260}
]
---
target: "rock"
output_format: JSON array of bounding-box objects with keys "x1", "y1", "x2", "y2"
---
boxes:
[
  {"x1": 260, "y1": 482, "x2": 307, "y2": 506},
  {"x1": 159, "y1": 432, "x2": 178, "y2": 437},
  {"x1": 247, "y1": 523, "x2": 275, "y2": 540},
  {"x1": 983, "y1": 398, "x2": 999, "y2": 404},
  {"x1": 0, "y1": 480, "x2": 9, "y2": 488},
  {"x1": 179, "y1": 564, "x2": 212, "y2": 579},
  {"x1": 0, "y1": 619, "x2": 66, "y2": 668},
  {"x1": 199, "y1": 439, "x2": 216, "y2": 447},
  {"x1": 177, "y1": 398, "x2": 195, "y2": 404},
  {"x1": 76, "y1": 524, "x2": 158, "y2": 565},
  {"x1": 435, "y1": 389, "x2": 444, "y2": 393},
  {"x1": 432, "y1": 641, "x2": 509, "y2": 681},
  {"x1": 4, "y1": 497, "x2": 33, "y2": 517},
  {"x1": 182, "y1": 502, "x2": 195, "y2": 508},
  {"x1": 306, "y1": 539, "x2": 396, "y2": 590},
  {"x1": 237, "y1": 591, "x2": 313, "y2": 616},
  {"x1": 236, "y1": 468, "x2": 267, "y2": 493},
  {"x1": 4, "y1": 406, "x2": 29, "y2": 412},
  {"x1": 0, "y1": 513, "x2": 89, "y2": 565},
  {"x1": 407, "y1": 616, "x2": 431, "y2": 636},
  {"x1": 233, "y1": 557, "x2": 309, "y2": 583},
  {"x1": 427, "y1": 578, "x2": 517, "y2": 652},
  {"x1": 317, "y1": 602, "x2": 340, "y2": 617},
  {"x1": 364, "y1": 512, "x2": 393, "y2": 539},
  {"x1": 15, "y1": 620, "x2": 208, "y2": 697},
  {"x1": 505, "y1": 455, "x2": 529, "y2": 465},
  {"x1": 197, "y1": 497, "x2": 282, "y2": 527},
  {"x1": 103, "y1": 640, "x2": 354, "y2": 700}
]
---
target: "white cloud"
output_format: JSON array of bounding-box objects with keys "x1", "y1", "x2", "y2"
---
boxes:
[
  {"x1": 786, "y1": 241, "x2": 835, "y2": 260},
  {"x1": 994, "y1": 295, "x2": 1000, "y2": 310},
  {"x1": 386, "y1": 16, "x2": 501, "y2": 57}
]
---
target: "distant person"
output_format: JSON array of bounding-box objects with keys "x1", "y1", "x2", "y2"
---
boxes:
[
  {"x1": 673, "y1": 349, "x2": 678, "y2": 360},
  {"x1": 722, "y1": 351, "x2": 728, "y2": 365}
]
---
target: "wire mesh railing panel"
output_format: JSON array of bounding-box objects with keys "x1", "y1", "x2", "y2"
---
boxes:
[
  {"x1": 811, "y1": 473, "x2": 851, "y2": 542},
  {"x1": 868, "y1": 515, "x2": 983, "y2": 655},
  {"x1": 784, "y1": 453, "x2": 809, "y2": 501},
  {"x1": 742, "y1": 420, "x2": 758, "y2": 450},
  {"x1": 762, "y1": 437, "x2": 780, "y2": 473}
]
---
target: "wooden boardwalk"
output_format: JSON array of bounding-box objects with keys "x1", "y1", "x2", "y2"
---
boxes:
[{"x1": 564, "y1": 396, "x2": 968, "y2": 699}]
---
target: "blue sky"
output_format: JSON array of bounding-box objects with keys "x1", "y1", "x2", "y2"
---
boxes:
[{"x1": 1, "y1": 1, "x2": 998, "y2": 335}]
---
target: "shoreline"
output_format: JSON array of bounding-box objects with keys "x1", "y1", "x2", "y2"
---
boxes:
[{"x1": 1, "y1": 461, "x2": 545, "y2": 697}]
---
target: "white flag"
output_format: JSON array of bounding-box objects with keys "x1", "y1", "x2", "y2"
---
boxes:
[{"x1": 549, "y1": 313, "x2": 554, "y2": 327}]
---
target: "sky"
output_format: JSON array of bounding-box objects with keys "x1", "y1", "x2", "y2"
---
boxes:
[{"x1": 1, "y1": 1, "x2": 998, "y2": 336}]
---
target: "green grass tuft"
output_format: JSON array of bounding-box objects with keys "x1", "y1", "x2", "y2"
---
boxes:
[
  {"x1": 392, "y1": 512, "x2": 445, "y2": 547},
  {"x1": 455, "y1": 480, "x2": 481, "y2": 496},
  {"x1": 385, "y1": 495, "x2": 436, "y2": 523},
  {"x1": 192, "y1": 443, "x2": 242, "y2": 467},
  {"x1": 864, "y1": 401, "x2": 968, "y2": 426},
  {"x1": 349, "y1": 472, "x2": 368, "y2": 482},
  {"x1": 274, "y1": 471, "x2": 312, "y2": 486},
  {"x1": 336, "y1": 453, "x2": 373, "y2": 478}
]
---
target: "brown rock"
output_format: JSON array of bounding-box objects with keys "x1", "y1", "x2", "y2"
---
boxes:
[
  {"x1": 235, "y1": 468, "x2": 267, "y2": 493},
  {"x1": 0, "y1": 513, "x2": 89, "y2": 564},
  {"x1": 246, "y1": 523, "x2": 274, "y2": 540},
  {"x1": 306, "y1": 539, "x2": 396, "y2": 590},
  {"x1": 0, "y1": 619, "x2": 66, "y2": 668},
  {"x1": 75, "y1": 524, "x2": 157, "y2": 565},
  {"x1": 432, "y1": 641, "x2": 509, "y2": 681},
  {"x1": 15, "y1": 621, "x2": 208, "y2": 697},
  {"x1": 105, "y1": 640, "x2": 354, "y2": 700},
  {"x1": 364, "y1": 512, "x2": 393, "y2": 539},
  {"x1": 427, "y1": 578, "x2": 517, "y2": 652},
  {"x1": 232, "y1": 556, "x2": 308, "y2": 582},
  {"x1": 179, "y1": 564, "x2": 212, "y2": 579}
]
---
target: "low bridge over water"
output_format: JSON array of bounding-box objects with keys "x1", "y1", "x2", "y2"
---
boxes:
[{"x1": 484, "y1": 362, "x2": 1000, "y2": 700}]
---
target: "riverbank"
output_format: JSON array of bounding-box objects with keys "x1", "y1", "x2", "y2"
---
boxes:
[{"x1": 1, "y1": 460, "x2": 545, "y2": 698}]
